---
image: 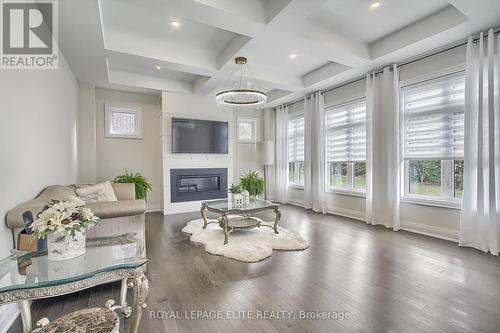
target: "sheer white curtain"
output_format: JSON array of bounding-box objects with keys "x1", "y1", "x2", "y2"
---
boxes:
[
  {"x1": 304, "y1": 92, "x2": 327, "y2": 213},
  {"x1": 275, "y1": 104, "x2": 289, "y2": 204},
  {"x1": 366, "y1": 65, "x2": 401, "y2": 230},
  {"x1": 460, "y1": 30, "x2": 500, "y2": 255}
]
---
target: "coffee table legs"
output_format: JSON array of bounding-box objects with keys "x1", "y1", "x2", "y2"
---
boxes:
[
  {"x1": 120, "y1": 279, "x2": 132, "y2": 318},
  {"x1": 274, "y1": 208, "x2": 281, "y2": 234},
  {"x1": 127, "y1": 273, "x2": 149, "y2": 333},
  {"x1": 201, "y1": 205, "x2": 208, "y2": 229},
  {"x1": 18, "y1": 300, "x2": 31, "y2": 333},
  {"x1": 222, "y1": 214, "x2": 229, "y2": 244}
]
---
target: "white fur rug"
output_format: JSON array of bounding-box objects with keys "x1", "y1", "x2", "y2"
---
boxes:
[{"x1": 182, "y1": 218, "x2": 309, "y2": 262}]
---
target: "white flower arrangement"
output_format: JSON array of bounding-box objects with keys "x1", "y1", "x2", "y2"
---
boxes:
[{"x1": 30, "y1": 200, "x2": 99, "y2": 240}]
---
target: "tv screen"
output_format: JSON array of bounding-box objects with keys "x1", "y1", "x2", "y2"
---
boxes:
[{"x1": 172, "y1": 118, "x2": 229, "y2": 154}]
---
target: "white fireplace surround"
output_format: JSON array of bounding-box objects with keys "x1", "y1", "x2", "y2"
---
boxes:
[{"x1": 161, "y1": 92, "x2": 234, "y2": 214}]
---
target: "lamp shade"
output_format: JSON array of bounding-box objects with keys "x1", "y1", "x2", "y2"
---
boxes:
[{"x1": 261, "y1": 141, "x2": 274, "y2": 166}]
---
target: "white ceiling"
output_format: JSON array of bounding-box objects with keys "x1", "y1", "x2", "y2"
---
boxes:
[
  {"x1": 309, "y1": 0, "x2": 450, "y2": 43},
  {"x1": 59, "y1": 0, "x2": 500, "y2": 106}
]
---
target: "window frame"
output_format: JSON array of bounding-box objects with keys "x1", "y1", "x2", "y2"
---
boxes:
[
  {"x1": 325, "y1": 98, "x2": 367, "y2": 196},
  {"x1": 237, "y1": 117, "x2": 258, "y2": 143},
  {"x1": 288, "y1": 161, "x2": 305, "y2": 189},
  {"x1": 104, "y1": 104, "x2": 143, "y2": 139},
  {"x1": 287, "y1": 113, "x2": 305, "y2": 188},
  {"x1": 399, "y1": 68, "x2": 465, "y2": 209},
  {"x1": 401, "y1": 160, "x2": 462, "y2": 209}
]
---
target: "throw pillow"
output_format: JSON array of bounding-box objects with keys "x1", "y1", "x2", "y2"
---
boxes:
[
  {"x1": 75, "y1": 181, "x2": 118, "y2": 202},
  {"x1": 67, "y1": 195, "x2": 86, "y2": 206}
]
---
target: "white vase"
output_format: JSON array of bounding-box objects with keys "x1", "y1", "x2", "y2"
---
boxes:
[{"x1": 47, "y1": 230, "x2": 86, "y2": 261}]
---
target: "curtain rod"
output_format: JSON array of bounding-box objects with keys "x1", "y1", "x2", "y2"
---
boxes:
[{"x1": 284, "y1": 27, "x2": 500, "y2": 108}]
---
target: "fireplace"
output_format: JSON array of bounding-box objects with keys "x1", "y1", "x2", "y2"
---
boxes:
[{"x1": 170, "y1": 168, "x2": 228, "y2": 203}]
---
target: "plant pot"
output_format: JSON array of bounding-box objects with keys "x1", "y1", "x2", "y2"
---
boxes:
[
  {"x1": 231, "y1": 193, "x2": 244, "y2": 207},
  {"x1": 47, "y1": 230, "x2": 86, "y2": 261},
  {"x1": 241, "y1": 190, "x2": 250, "y2": 205}
]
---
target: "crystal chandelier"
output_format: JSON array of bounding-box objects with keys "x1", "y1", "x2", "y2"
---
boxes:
[{"x1": 216, "y1": 57, "x2": 267, "y2": 108}]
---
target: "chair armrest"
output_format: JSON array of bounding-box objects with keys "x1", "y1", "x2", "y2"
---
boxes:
[
  {"x1": 86, "y1": 200, "x2": 145, "y2": 219},
  {"x1": 112, "y1": 183, "x2": 136, "y2": 200}
]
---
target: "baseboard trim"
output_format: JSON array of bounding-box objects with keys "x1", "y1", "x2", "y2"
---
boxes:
[
  {"x1": 326, "y1": 207, "x2": 366, "y2": 222},
  {"x1": 400, "y1": 219, "x2": 458, "y2": 242},
  {"x1": 286, "y1": 200, "x2": 305, "y2": 208},
  {"x1": 285, "y1": 201, "x2": 366, "y2": 222},
  {"x1": 283, "y1": 203, "x2": 458, "y2": 242},
  {"x1": 146, "y1": 204, "x2": 161, "y2": 213}
]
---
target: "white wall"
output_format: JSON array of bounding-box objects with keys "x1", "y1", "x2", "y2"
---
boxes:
[
  {"x1": 78, "y1": 81, "x2": 97, "y2": 183},
  {"x1": 232, "y1": 109, "x2": 265, "y2": 184},
  {"x1": 94, "y1": 88, "x2": 162, "y2": 211},
  {"x1": 277, "y1": 45, "x2": 467, "y2": 242},
  {"x1": 0, "y1": 54, "x2": 78, "y2": 331},
  {"x1": 161, "y1": 91, "x2": 234, "y2": 214}
]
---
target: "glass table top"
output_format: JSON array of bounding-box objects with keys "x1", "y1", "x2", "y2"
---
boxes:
[
  {"x1": 202, "y1": 198, "x2": 279, "y2": 212},
  {"x1": 0, "y1": 233, "x2": 147, "y2": 293}
]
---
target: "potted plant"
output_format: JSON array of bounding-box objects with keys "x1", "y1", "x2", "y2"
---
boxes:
[
  {"x1": 228, "y1": 183, "x2": 244, "y2": 206},
  {"x1": 239, "y1": 170, "x2": 265, "y2": 200},
  {"x1": 30, "y1": 200, "x2": 99, "y2": 261},
  {"x1": 114, "y1": 170, "x2": 152, "y2": 200}
]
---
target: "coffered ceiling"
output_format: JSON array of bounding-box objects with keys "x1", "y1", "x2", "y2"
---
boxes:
[{"x1": 59, "y1": 0, "x2": 500, "y2": 107}]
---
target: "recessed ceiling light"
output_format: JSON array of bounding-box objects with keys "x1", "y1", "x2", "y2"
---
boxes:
[
  {"x1": 370, "y1": 1, "x2": 381, "y2": 8},
  {"x1": 155, "y1": 65, "x2": 161, "y2": 70},
  {"x1": 289, "y1": 53, "x2": 297, "y2": 59},
  {"x1": 170, "y1": 20, "x2": 181, "y2": 28}
]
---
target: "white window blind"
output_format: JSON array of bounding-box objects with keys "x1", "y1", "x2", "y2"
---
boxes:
[
  {"x1": 326, "y1": 100, "x2": 367, "y2": 162},
  {"x1": 402, "y1": 73, "x2": 465, "y2": 160},
  {"x1": 104, "y1": 105, "x2": 143, "y2": 139},
  {"x1": 288, "y1": 116, "x2": 304, "y2": 162}
]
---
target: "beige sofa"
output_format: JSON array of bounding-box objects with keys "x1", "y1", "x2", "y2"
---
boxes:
[{"x1": 6, "y1": 183, "x2": 146, "y2": 256}]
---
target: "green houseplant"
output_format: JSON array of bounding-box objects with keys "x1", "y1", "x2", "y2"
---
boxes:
[
  {"x1": 228, "y1": 183, "x2": 244, "y2": 206},
  {"x1": 114, "y1": 170, "x2": 152, "y2": 200},
  {"x1": 239, "y1": 170, "x2": 265, "y2": 199},
  {"x1": 228, "y1": 183, "x2": 242, "y2": 194}
]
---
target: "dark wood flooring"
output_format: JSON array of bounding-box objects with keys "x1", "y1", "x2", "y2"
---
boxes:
[{"x1": 8, "y1": 205, "x2": 500, "y2": 332}]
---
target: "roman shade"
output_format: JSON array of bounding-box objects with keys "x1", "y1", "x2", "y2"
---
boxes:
[
  {"x1": 401, "y1": 73, "x2": 465, "y2": 160},
  {"x1": 326, "y1": 99, "x2": 367, "y2": 162}
]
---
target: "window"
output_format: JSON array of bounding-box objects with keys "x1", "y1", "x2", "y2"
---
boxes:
[
  {"x1": 237, "y1": 117, "x2": 258, "y2": 142},
  {"x1": 288, "y1": 115, "x2": 305, "y2": 186},
  {"x1": 105, "y1": 105, "x2": 142, "y2": 139},
  {"x1": 326, "y1": 99, "x2": 367, "y2": 192},
  {"x1": 401, "y1": 72, "x2": 465, "y2": 202}
]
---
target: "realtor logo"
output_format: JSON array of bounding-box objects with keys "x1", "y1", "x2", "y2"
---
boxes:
[{"x1": 1, "y1": 0, "x2": 58, "y2": 69}]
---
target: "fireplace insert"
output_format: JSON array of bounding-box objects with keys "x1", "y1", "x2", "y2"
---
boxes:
[{"x1": 170, "y1": 168, "x2": 228, "y2": 203}]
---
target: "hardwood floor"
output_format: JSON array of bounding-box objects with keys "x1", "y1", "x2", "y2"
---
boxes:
[{"x1": 8, "y1": 205, "x2": 500, "y2": 332}]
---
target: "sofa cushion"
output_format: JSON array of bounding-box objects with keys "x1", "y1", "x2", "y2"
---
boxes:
[
  {"x1": 75, "y1": 181, "x2": 118, "y2": 201},
  {"x1": 86, "y1": 199, "x2": 146, "y2": 219}
]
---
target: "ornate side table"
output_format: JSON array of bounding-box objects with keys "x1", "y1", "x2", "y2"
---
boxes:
[
  {"x1": 201, "y1": 199, "x2": 281, "y2": 244},
  {"x1": 0, "y1": 234, "x2": 148, "y2": 333}
]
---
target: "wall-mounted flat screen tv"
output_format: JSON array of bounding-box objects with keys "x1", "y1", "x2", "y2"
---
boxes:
[{"x1": 172, "y1": 118, "x2": 229, "y2": 154}]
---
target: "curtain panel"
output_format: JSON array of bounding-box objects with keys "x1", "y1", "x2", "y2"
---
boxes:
[
  {"x1": 366, "y1": 65, "x2": 401, "y2": 230},
  {"x1": 275, "y1": 104, "x2": 289, "y2": 204},
  {"x1": 460, "y1": 30, "x2": 500, "y2": 255},
  {"x1": 304, "y1": 92, "x2": 327, "y2": 213}
]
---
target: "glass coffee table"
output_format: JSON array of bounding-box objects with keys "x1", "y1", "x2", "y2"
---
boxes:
[
  {"x1": 0, "y1": 233, "x2": 148, "y2": 333},
  {"x1": 200, "y1": 199, "x2": 281, "y2": 244}
]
